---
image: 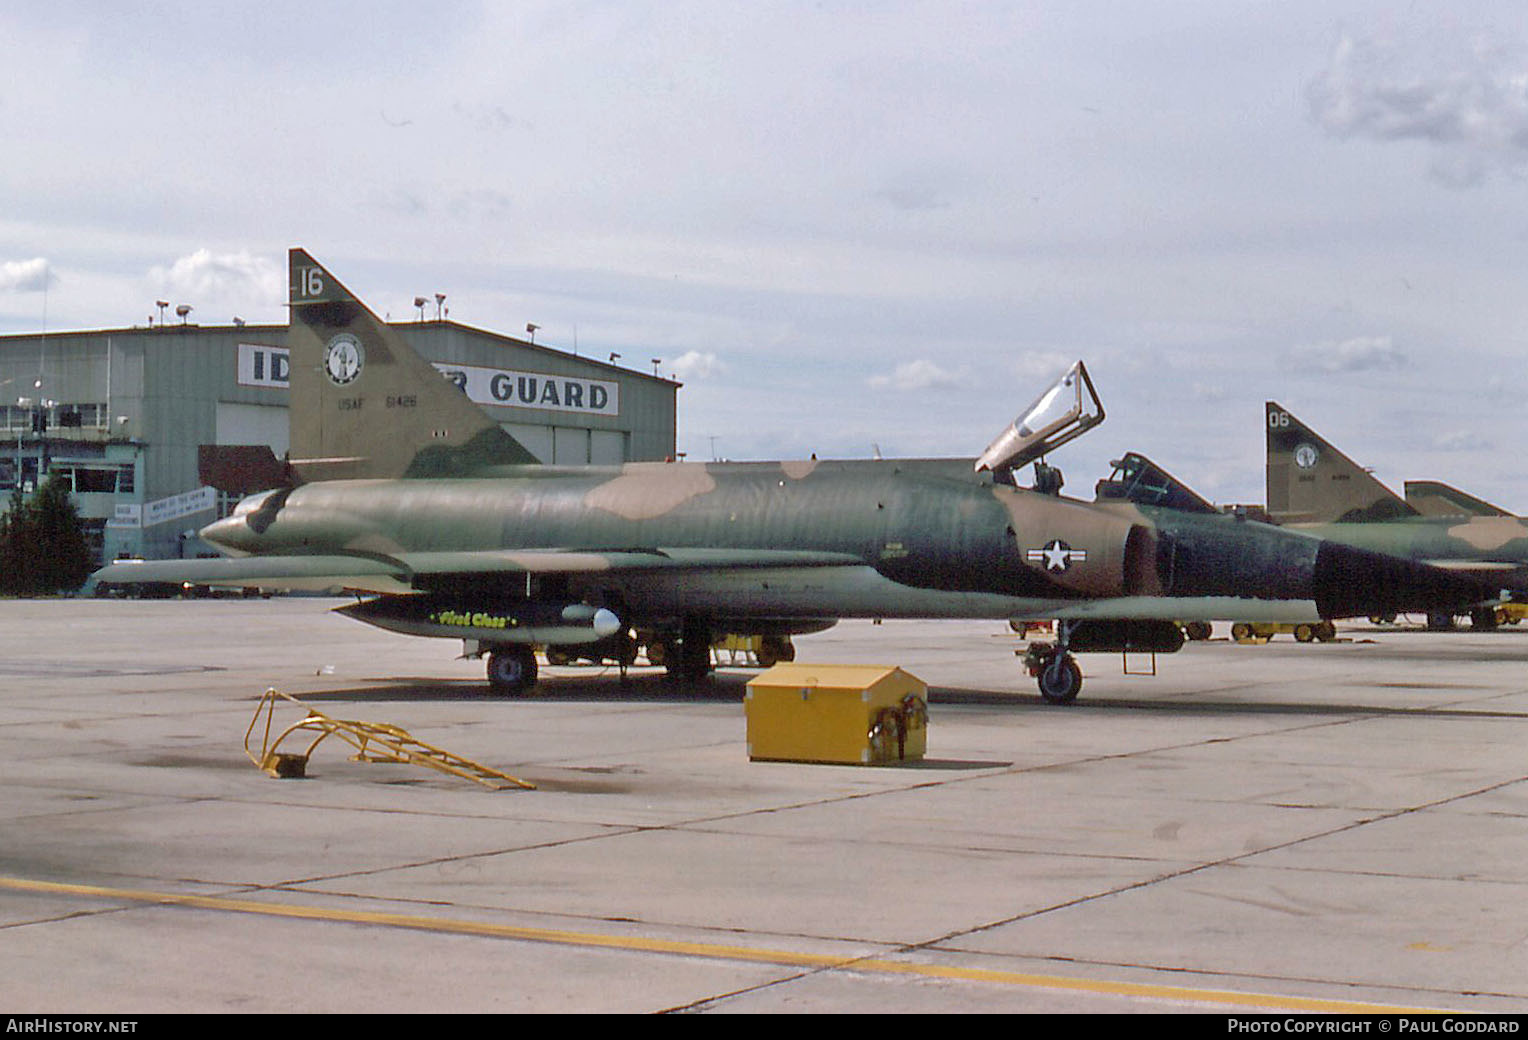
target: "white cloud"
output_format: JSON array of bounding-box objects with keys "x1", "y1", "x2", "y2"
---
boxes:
[
  {"x1": 668, "y1": 350, "x2": 725, "y2": 380},
  {"x1": 1434, "y1": 429, "x2": 1493, "y2": 452},
  {"x1": 1308, "y1": 32, "x2": 1528, "y2": 184},
  {"x1": 1011, "y1": 352, "x2": 1076, "y2": 383},
  {"x1": 1292, "y1": 335, "x2": 1406, "y2": 374},
  {"x1": 0, "y1": 258, "x2": 55, "y2": 293},
  {"x1": 148, "y1": 249, "x2": 282, "y2": 313},
  {"x1": 872, "y1": 169, "x2": 952, "y2": 213},
  {"x1": 868, "y1": 359, "x2": 968, "y2": 391}
]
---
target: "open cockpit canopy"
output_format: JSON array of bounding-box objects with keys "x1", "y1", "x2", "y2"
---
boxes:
[{"x1": 975, "y1": 361, "x2": 1103, "y2": 476}]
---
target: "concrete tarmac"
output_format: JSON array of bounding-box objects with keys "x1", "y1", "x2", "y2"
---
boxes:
[{"x1": 2, "y1": 598, "x2": 1527, "y2": 1014}]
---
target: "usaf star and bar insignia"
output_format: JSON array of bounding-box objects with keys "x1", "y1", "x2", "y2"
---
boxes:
[{"x1": 1026, "y1": 539, "x2": 1087, "y2": 573}]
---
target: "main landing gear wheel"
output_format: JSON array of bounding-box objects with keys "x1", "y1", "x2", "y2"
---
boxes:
[
  {"x1": 673, "y1": 638, "x2": 712, "y2": 681},
  {"x1": 1037, "y1": 652, "x2": 1082, "y2": 704},
  {"x1": 756, "y1": 635, "x2": 795, "y2": 667},
  {"x1": 486, "y1": 646, "x2": 538, "y2": 695},
  {"x1": 667, "y1": 618, "x2": 713, "y2": 682},
  {"x1": 1426, "y1": 611, "x2": 1456, "y2": 632}
]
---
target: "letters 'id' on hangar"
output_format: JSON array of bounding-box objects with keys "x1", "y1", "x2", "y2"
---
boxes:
[{"x1": 0, "y1": 302, "x2": 679, "y2": 565}]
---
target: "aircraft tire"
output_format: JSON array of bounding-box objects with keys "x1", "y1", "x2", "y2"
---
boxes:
[
  {"x1": 1037, "y1": 653, "x2": 1082, "y2": 704},
  {"x1": 674, "y1": 643, "x2": 711, "y2": 681},
  {"x1": 645, "y1": 638, "x2": 673, "y2": 667},
  {"x1": 757, "y1": 635, "x2": 794, "y2": 667},
  {"x1": 1471, "y1": 607, "x2": 1499, "y2": 631},
  {"x1": 672, "y1": 619, "x2": 712, "y2": 681},
  {"x1": 487, "y1": 647, "x2": 538, "y2": 695}
]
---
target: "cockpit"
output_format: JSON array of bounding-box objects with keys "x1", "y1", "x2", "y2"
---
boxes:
[
  {"x1": 976, "y1": 363, "x2": 1220, "y2": 514},
  {"x1": 1094, "y1": 451, "x2": 1218, "y2": 514}
]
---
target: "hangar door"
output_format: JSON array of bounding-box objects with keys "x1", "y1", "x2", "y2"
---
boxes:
[
  {"x1": 216, "y1": 402, "x2": 289, "y2": 455},
  {"x1": 503, "y1": 425, "x2": 628, "y2": 465}
]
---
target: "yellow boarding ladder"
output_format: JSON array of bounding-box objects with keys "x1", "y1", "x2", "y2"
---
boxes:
[{"x1": 245, "y1": 688, "x2": 535, "y2": 790}]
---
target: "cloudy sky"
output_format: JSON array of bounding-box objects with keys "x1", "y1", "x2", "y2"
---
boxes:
[{"x1": 5, "y1": 2, "x2": 1528, "y2": 508}]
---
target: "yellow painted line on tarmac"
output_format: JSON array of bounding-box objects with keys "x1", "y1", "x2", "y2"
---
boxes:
[{"x1": 2, "y1": 874, "x2": 1454, "y2": 1014}]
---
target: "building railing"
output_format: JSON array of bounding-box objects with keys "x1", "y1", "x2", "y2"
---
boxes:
[{"x1": 0, "y1": 402, "x2": 110, "y2": 432}]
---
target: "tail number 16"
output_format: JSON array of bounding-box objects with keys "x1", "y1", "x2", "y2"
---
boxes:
[{"x1": 297, "y1": 267, "x2": 325, "y2": 299}]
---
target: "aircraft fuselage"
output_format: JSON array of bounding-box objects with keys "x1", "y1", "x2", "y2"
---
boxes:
[{"x1": 201, "y1": 457, "x2": 1353, "y2": 627}]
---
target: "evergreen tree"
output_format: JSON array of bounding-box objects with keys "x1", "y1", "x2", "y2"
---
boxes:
[
  {"x1": 0, "y1": 487, "x2": 32, "y2": 596},
  {"x1": 0, "y1": 478, "x2": 93, "y2": 595}
]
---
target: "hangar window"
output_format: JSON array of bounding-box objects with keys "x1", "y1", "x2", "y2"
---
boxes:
[
  {"x1": 73, "y1": 467, "x2": 119, "y2": 493},
  {"x1": 49, "y1": 464, "x2": 133, "y2": 494},
  {"x1": 56, "y1": 402, "x2": 107, "y2": 428},
  {"x1": 0, "y1": 403, "x2": 106, "y2": 431}
]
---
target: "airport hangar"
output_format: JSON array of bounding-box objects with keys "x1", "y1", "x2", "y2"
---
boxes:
[{"x1": 0, "y1": 316, "x2": 680, "y2": 567}]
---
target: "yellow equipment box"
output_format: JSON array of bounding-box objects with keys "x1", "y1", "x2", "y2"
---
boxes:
[{"x1": 744, "y1": 663, "x2": 928, "y2": 765}]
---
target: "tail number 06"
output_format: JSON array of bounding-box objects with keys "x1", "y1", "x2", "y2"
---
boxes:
[{"x1": 1269, "y1": 410, "x2": 1291, "y2": 428}]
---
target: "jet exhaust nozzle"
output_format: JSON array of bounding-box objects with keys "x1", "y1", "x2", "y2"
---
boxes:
[{"x1": 339, "y1": 597, "x2": 623, "y2": 645}]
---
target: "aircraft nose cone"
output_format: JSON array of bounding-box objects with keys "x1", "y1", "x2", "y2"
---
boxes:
[
  {"x1": 1311, "y1": 541, "x2": 1494, "y2": 619},
  {"x1": 199, "y1": 514, "x2": 245, "y2": 552}
]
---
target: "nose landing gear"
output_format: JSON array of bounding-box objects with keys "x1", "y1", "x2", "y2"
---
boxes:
[
  {"x1": 1033, "y1": 650, "x2": 1082, "y2": 703},
  {"x1": 1022, "y1": 619, "x2": 1082, "y2": 704}
]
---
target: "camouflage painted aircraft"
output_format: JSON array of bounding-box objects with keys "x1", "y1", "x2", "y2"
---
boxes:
[
  {"x1": 90, "y1": 251, "x2": 1494, "y2": 702},
  {"x1": 1403, "y1": 481, "x2": 1513, "y2": 519},
  {"x1": 1265, "y1": 402, "x2": 1528, "y2": 627}
]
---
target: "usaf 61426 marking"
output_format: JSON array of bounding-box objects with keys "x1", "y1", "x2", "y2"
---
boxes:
[{"x1": 94, "y1": 250, "x2": 1494, "y2": 702}]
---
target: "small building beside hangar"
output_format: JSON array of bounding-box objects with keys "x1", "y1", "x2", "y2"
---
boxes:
[{"x1": 0, "y1": 318, "x2": 679, "y2": 565}]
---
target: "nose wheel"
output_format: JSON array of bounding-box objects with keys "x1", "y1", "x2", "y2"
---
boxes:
[
  {"x1": 1035, "y1": 650, "x2": 1082, "y2": 703},
  {"x1": 1022, "y1": 619, "x2": 1083, "y2": 704}
]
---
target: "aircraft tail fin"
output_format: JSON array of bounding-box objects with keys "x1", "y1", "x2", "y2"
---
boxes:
[
  {"x1": 1404, "y1": 480, "x2": 1513, "y2": 518},
  {"x1": 287, "y1": 248, "x2": 540, "y2": 481},
  {"x1": 1265, "y1": 402, "x2": 1416, "y2": 524}
]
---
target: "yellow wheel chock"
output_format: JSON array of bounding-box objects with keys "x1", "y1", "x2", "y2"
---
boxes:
[{"x1": 244, "y1": 688, "x2": 535, "y2": 790}]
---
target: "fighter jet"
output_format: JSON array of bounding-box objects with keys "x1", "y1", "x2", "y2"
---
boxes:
[
  {"x1": 90, "y1": 251, "x2": 1495, "y2": 703},
  {"x1": 1265, "y1": 402, "x2": 1528, "y2": 627}
]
